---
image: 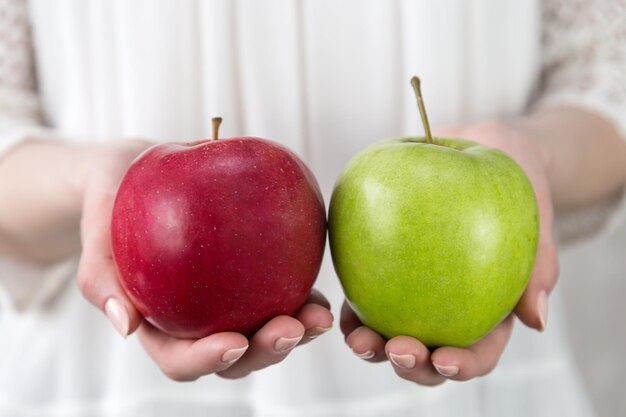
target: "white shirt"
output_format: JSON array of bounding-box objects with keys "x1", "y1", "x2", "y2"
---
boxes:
[{"x1": 2, "y1": 0, "x2": 625, "y2": 416}]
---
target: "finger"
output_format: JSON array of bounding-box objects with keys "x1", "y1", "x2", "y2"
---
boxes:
[
  {"x1": 77, "y1": 181, "x2": 142, "y2": 337},
  {"x1": 512, "y1": 157, "x2": 558, "y2": 332},
  {"x1": 137, "y1": 321, "x2": 249, "y2": 382},
  {"x1": 296, "y1": 302, "x2": 334, "y2": 345},
  {"x1": 515, "y1": 230, "x2": 559, "y2": 331},
  {"x1": 346, "y1": 326, "x2": 387, "y2": 362},
  {"x1": 217, "y1": 315, "x2": 305, "y2": 379},
  {"x1": 385, "y1": 336, "x2": 446, "y2": 386},
  {"x1": 430, "y1": 315, "x2": 515, "y2": 381},
  {"x1": 340, "y1": 300, "x2": 362, "y2": 339}
]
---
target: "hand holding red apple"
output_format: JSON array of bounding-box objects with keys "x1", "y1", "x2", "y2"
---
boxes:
[
  {"x1": 111, "y1": 118, "x2": 327, "y2": 339},
  {"x1": 76, "y1": 132, "x2": 333, "y2": 382}
]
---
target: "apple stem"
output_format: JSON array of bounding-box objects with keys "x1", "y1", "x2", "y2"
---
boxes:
[
  {"x1": 410, "y1": 76, "x2": 433, "y2": 145},
  {"x1": 212, "y1": 117, "x2": 223, "y2": 141}
]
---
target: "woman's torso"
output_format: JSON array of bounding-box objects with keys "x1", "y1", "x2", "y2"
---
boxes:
[{"x1": 0, "y1": 1, "x2": 594, "y2": 416}]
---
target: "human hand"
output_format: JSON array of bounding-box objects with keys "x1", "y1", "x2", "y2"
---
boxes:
[
  {"x1": 76, "y1": 140, "x2": 333, "y2": 381},
  {"x1": 341, "y1": 120, "x2": 558, "y2": 385}
]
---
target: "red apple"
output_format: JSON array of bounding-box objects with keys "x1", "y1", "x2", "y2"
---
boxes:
[{"x1": 111, "y1": 119, "x2": 326, "y2": 339}]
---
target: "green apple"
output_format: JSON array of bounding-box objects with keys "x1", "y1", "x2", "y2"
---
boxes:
[{"x1": 328, "y1": 77, "x2": 539, "y2": 348}]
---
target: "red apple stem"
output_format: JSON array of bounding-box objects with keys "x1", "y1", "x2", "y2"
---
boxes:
[
  {"x1": 212, "y1": 117, "x2": 223, "y2": 141},
  {"x1": 410, "y1": 76, "x2": 433, "y2": 145}
]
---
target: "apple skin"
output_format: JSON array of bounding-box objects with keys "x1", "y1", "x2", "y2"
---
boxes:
[
  {"x1": 328, "y1": 137, "x2": 538, "y2": 348},
  {"x1": 111, "y1": 137, "x2": 326, "y2": 339}
]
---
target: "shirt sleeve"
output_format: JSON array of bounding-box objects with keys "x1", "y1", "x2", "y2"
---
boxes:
[
  {"x1": 0, "y1": 0, "x2": 36, "y2": 145},
  {"x1": 533, "y1": 0, "x2": 626, "y2": 139},
  {"x1": 0, "y1": 0, "x2": 59, "y2": 158},
  {"x1": 0, "y1": 0, "x2": 72, "y2": 311},
  {"x1": 532, "y1": 0, "x2": 626, "y2": 245}
]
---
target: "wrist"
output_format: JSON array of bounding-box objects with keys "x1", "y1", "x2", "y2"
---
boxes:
[
  {"x1": 501, "y1": 117, "x2": 557, "y2": 195},
  {"x1": 78, "y1": 140, "x2": 153, "y2": 202},
  {"x1": 510, "y1": 107, "x2": 626, "y2": 208}
]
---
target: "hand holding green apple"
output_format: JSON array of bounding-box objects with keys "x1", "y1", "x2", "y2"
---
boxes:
[{"x1": 333, "y1": 77, "x2": 558, "y2": 384}]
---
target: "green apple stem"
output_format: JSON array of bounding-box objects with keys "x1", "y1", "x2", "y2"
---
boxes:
[
  {"x1": 410, "y1": 76, "x2": 433, "y2": 145},
  {"x1": 212, "y1": 117, "x2": 223, "y2": 141}
]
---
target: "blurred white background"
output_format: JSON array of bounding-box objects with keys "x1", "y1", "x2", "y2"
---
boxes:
[{"x1": 562, "y1": 220, "x2": 626, "y2": 417}]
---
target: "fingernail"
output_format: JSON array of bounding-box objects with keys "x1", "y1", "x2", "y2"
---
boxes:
[
  {"x1": 307, "y1": 325, "x2": 332, "y2": 339},
  {"x1": 274, "y1": 336, "x2": 303, "y2": 352},
  {"x1": 537, "y1": 290, "x2": 549, "y2": 332},
  {"x1": 433, "y1": 363, "x2": 459, "y2": 377},
  {"x1": 104, "y1": 297, "x2": 130, "y2": 338},
  {"x1": 389, "y1": 353, "x2": 416, "y2": 369},
  {"x1": 221, "y1": 346, "x2": 249, "y2": 364},
  {"x1": 354, "y1": 350, "x2": 375, "y2": 359}
]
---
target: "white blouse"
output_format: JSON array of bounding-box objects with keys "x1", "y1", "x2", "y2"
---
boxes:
[{"x1": 1, "y1": 0, "x2": 624, "y2": 416}]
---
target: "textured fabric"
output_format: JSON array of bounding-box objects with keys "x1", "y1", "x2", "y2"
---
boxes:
[
  {"x1": 0, "y1": 0, "x2": 37, "y2": 131},
  {"x1": 2, "y1": 0, "x2": 623, "y2": 415},
  {"x1": 534, "y1": 0, "x2": 626, "y2": 244},
  {"x1": 535, "y1": 0, "x2": 626, "y2": 138},
  {"x1": 0, "y1": 0, "x2": 42, "y2": 158}
]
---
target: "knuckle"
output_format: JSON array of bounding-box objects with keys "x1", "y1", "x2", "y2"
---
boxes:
[
  {"x1": 481, "y1": 362, "x2": 497, "y2": 377},
  {"x1": 345, "y1": 332, "x2": 358, "y2": 347},
  {"x1": 76, "y1": 270, "x2": 98, "y2": 303},
  {"x1": 259, "y1": 356, "x2": 285, "y2": 369},
  {"x1": 399, "y1": 370, "x2": 447, "y2": 386},
  {"x1": 217, "y1": 370, "x2": 251, "y2": 380},
  {"x1": 550, "y1": 258, "x2": 560, "y2": 283},
  {"x1": 420, "y1": 378, "x2": 447, "y2": 387},
  {"x1": 253, "y1": 350, "x2": 291, "y2": 370},
  {"x1": 160, "y1": 364, "x2": 196, "y2": 382},
  {"x1": 480, "y1": 356, "x2": 500, "y2": 377}
]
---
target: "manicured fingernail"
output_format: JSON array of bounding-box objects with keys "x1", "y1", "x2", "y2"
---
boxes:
[
  {"x1": 104, "y1": 297, "x2": 130, "y2": 338},
  {"x1": 389, "y1": 353, "x2": 416, "y2": 369},
  {"x1": 354, "y1": 350, "x2": 375, "y2": 359},
  {"x1": 307, "y1": 325, "x2": 332, "y2": 339},
  {"x1": 221, "y1": 346, "x2": 249, "y2": 364},
  {"x1": 274, "y1": 336, "x2": 303, "y2": 352},
  {"x1": 537, "y1": 290, "x2": 549, "y2": 332},
  {"x1": 433, "y1": 363, "x2": 459, "y2": 377}
]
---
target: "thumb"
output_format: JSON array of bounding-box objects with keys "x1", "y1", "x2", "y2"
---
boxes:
[
  {"x1": 77, "y1": 180, "x2": 142, "y2": 338},
  {"x1": 513, "y1": 166, "x2": 559, "y2": 332},
  {"x1": 77, "y1": 254, "x2": 143, "y2": 338},
  {"x1": 514, "y1": 234, "x2": 559, "y2": 331}
]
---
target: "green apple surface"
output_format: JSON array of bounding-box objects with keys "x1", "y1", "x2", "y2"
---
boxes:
[{"x1": 328, "y1": 137, "x2": 539, "y2": 348}]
